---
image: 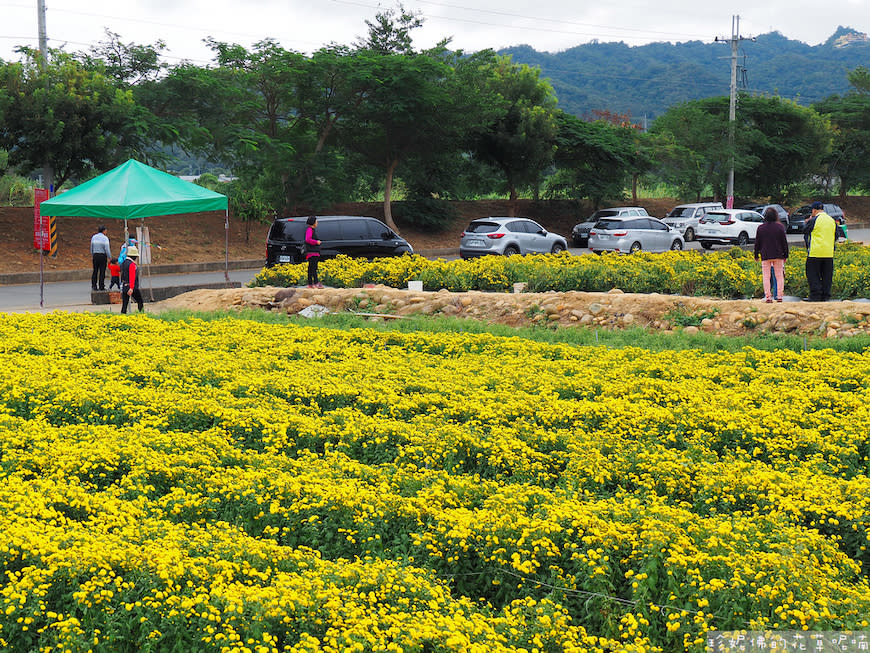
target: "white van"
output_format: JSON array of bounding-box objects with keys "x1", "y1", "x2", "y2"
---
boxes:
[{"x1": 662, "y1": 202, "x2": 724, "y2": 242}]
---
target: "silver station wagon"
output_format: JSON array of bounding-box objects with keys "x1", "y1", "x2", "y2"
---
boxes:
[{"x1": 588, "y1": 216, "x2": 684, "y2": 254}]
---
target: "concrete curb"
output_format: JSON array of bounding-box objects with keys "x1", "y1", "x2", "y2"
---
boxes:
[
  {"x1": 0, "y1": 259, "x2": 265, "y2": 286},
  {"x1": 90, "y1": 281, "x2": 243, "y2": 304}
]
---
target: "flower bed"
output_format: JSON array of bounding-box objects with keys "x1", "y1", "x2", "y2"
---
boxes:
[
  {"x1": 250, "y1": 244, "x2": 870, "y2": 299},
  {"x1": 0, "y1": 313, "x2": 868, "y2": 651}
]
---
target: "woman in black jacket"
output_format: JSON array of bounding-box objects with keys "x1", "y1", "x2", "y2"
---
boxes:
[{"x1": 753, "y1": 207, "x2": 790, "y2": 302}]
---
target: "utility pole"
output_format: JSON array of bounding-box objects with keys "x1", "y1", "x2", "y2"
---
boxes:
[
  {"x1": 716, "y1": 16, "x2": 752, "y2": 209},
  {"x1": 37, "y1": 0, "x2": 54, "y2": 194}
]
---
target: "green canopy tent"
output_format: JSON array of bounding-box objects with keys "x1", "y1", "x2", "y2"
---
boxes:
[{"x1": 40, "y1": 159, "x2": 231, "y2": 288}]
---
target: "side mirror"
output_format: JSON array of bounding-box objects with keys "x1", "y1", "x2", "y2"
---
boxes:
[{"x1": 538, "y1": 229, "x2": 547, "y2": 236}]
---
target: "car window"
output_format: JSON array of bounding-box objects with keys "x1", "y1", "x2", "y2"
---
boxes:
[
  {"x1": 591, "y1": 209, "x2": 619, "y2": 220},
  {"x1": 506, "y1": 220, "x2": 528, "y2": 233},
  {"x1": 704, "y1": 212, "x2": 727, "y2": 222},
  {"x1": 650, "y1": 219, "x2": 669, "y2": 231},
  {"x1": 367, "y1": 219, "x2": 392, "y2": 238},
  {"x1": 269, "y1": 220, "x2": 305, "y2": 241},
  {"x1": 316, "y1": 220, "x2": 341, "y2": 240},
  {"x1": 594, "y1": 219, "x2": 625, "y2": 230},
  {"x1": 466, "y1": 222, "x2": 499, "y2": 234},
  {"x1": 667, "y1": 207, "x2": 693, "y2": 218},
  {"x1": 741, "y1": 212, "x2": 761, "y2": 222},
  {"x1": 340, "y1": 219, "x2": 373, "y2": 239},
  {"x1": 627, "y1": 219, "x2": 649, "y2": 229},
  {"x1": 524, "y1": 220, "x2": 544, "y2": 233}
]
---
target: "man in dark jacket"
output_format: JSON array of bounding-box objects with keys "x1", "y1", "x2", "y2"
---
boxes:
[{"x1": 802, "y1": 201, "x2": 836, "y2": 302}]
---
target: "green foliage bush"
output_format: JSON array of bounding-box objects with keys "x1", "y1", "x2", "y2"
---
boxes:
[
  {"x1": 0, "y1": 175, "x2": 35, "y2": 206},
  {"x1": 250, "y1": 244, "x2": 870, "y2": 299}
]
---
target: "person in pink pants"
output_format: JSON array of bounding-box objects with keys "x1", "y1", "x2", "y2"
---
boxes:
[{"x1": 753, "y1": 207, "x2": 789, "y2": 302}]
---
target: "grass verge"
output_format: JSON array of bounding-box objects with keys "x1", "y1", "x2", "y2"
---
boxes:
[{"x1": 150, "y1": 307, "x2": 870, "y2": 354}]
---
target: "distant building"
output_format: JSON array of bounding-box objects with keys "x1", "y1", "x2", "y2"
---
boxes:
[
  {"x1": 833, "y1": 31, "x2": 869, "y2": 48},
  {"x1": 177, "y1": 174, "x2": 237, "y2": 183}
]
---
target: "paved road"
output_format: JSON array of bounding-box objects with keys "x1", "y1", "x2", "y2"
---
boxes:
[
  {"x1": 2, "y1": 228, "x2": 867, "y2": 312},
  {"x1": 0, "y1": 269, "x2": 262, "y2": 313}
]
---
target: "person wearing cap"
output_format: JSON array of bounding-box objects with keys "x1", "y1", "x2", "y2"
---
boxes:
[
  {"x1": 120, "y1": 245, "x2": 144, "y2": 313},
  {"x1": 118, "y1": 236, "x2": 138, "y2": 266},
  {"x1": 90, "y1": 226, "x2": 111, "y2": 291},
  {"x1": 802, "y1": 201, "x2": 836, "y2": 302}
]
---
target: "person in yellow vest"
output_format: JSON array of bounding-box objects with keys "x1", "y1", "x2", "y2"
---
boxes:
[{"x1": 802, "y1": 200, "x2": 836, "y2": 302}]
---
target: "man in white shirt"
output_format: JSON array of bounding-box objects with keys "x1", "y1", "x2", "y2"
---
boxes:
[{"x1": 90, "y1": 226, "x2": 111, "y2": 291}]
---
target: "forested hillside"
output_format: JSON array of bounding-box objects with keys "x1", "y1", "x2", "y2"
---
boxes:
[{"x1": 501, "y1": 26, "x2": 870, "y2": 120}]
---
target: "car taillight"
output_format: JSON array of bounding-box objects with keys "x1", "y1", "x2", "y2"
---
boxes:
[
  {"x1": 612, "y1": 231, "x2": 627, "y2": 237},
  {"x1": 487, "y1": 233, "x2": 505, "y2": 239}
]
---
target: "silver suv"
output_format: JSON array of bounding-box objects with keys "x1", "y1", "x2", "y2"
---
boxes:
[
  {"x1": 571, "y1": 207, "x2": 649, "y2": 247},
  {"x1": 662, "y1": 202, "x2": 724, "y2": 242},
  {"x1": 460, "y1": 217, "x2": 568, "y2": 258}
]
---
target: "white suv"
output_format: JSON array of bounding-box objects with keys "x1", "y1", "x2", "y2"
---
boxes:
[
  {"x1": 662, "y1": 202, "x2": 724, "y2": 242},
  {"x1": 695, "y1": 209, "x2": 765, "y2": 249}
]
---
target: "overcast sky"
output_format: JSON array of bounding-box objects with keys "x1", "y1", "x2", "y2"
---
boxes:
[{"x1": 1, "y1": 0, "x2": 867, "y2": 65}]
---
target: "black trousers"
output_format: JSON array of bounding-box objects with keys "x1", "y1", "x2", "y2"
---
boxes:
[
  {"x1": 121, "y1": 286, "x2": 144, "y2": 313},
  {"x1": 307, "y1": 257, "x2": 319, "y2": 285},
  {"x1": 805, "y1": 256, "x2": 833, "y2": 301},
  {"x1": 91, "y1": 253, "x2": 108, "y2": 290}
]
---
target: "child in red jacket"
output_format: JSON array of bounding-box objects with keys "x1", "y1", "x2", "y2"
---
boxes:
[{"x1": 107, "y1": 258, "x2": 121, "y2": 290}]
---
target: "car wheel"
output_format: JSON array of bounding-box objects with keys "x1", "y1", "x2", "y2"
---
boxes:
[
  {"x1": 700, "y1": 241, "x2": 713, "y2": 250},
  {"x1": 551, "y1": 242, "x2": 565, "y2": 254},
  {"x1": 670, "y1": 239, "x2": 683, "y2": 251},
  {"x1": 684, "y1": 227, "x2": 694, "y2": 242},
  {"x1": 629, "y1": 241, "x2": 642, "y2": 254},
  {"x1": 504, "y1": 245, "x2": 520, "y2": 256},
  {"x1": 737, "y1": 232, "x2": 749, "y2": 246}
]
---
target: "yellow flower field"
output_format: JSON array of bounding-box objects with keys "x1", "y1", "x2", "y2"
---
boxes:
[{"x1": 0, "y1": 312, "x2": 868, "y2": 652}]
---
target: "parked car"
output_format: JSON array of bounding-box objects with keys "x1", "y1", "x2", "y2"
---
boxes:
[
  {"x1": 739, "y1": 203, "x2": 789, "y2": 228},
  {"x1": 588, "y1": 216, "x2": 684, "y2": 254},
  {"x1": 266, "y1": 215, "x2": 413, "y2": 266},
  {"x1": 787, "y1": 203, "x2": 846, "y2": 234},
  {"x1": 695, "y1": 209, "x2": 765, "y2": 249},
  {"x1": 661, "y1": 202, "x2": 724, "y2": 242},
  {"x1": 571, "y1": 207, "x2": 648, "y2": 247},
  {"x1": 460, "y1": 217, "x2": 568, "y2": 258}
]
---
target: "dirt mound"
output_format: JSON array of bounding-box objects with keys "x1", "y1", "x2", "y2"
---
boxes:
[{"x1": 155, "y1": 285, "x2": 870, "y2": 339}]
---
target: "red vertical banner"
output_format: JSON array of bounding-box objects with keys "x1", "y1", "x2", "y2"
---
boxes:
[{"x1": 33, "y1": 188, "x2": 51, "y2": 251}]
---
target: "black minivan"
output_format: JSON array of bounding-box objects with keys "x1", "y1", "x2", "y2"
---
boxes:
[{"x1": 266, "y1": 215, "x2": 414, "y2": 266}]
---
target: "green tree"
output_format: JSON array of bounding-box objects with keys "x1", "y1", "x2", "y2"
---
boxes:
[
  {"x1": 650, "y1": 100, "x2": 731, "y2": 200},
  {"x1": 471, "y1": 57, "x2": 558, "y2": 214},
  {"x1": 652, "y1": 95, "x2": 829, "y2": 201},
  {"x1": 79, "y1": 29, "x2": 167, "y2": 86},
  {"x1": 549, "y1": 111, "x2": 638, "y2": 206},
  {"x1": 337, "y1": 9, "x2": 494, "y2": 231},
  {"x1": 734, "y1": 95, "x2": 830, "y2": 199},
  {"x1": 814, "y1": 68, "x2": 870, "y2": 199},
  {"x1": 0, "y1": 49, "x2": 151, "y2": 188}
]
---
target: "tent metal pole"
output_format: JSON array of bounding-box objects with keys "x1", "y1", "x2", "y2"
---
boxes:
[{"x1": 224, "y1": 209, "x2": 230, "y2": 283}]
